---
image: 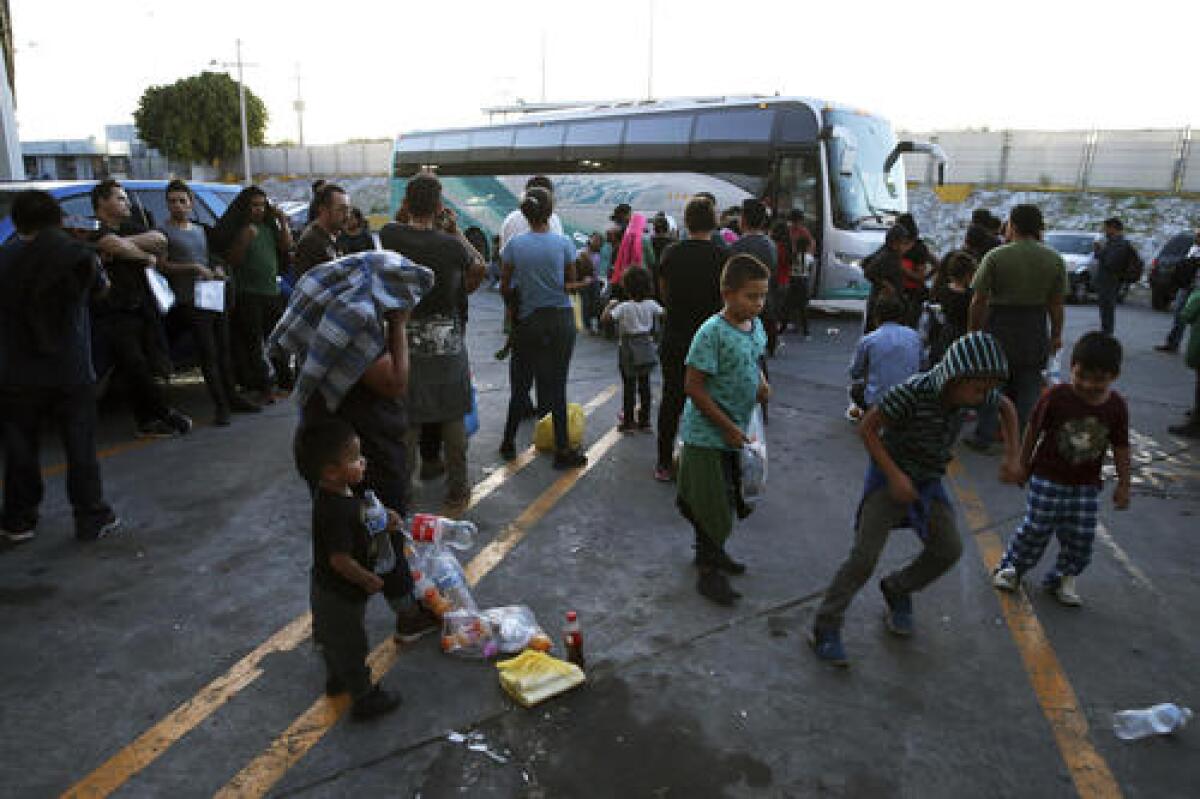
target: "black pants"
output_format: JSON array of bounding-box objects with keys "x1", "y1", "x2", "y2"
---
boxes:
[
  {"x1": 188, "y1": 306, "x2": 237, "y2": 413},
  {"x1": 231, "y1": 292, "x2": 276, "y2": 393},
  {"x1": 298, "y1": 385, "x2": 414, "y2": 596},
  {"x1": 503, "y1": 308, "x2": 576, "y2": 450},
  {"x1": 94, "y1": 310, "x2": 170, "y2": 426},
  {"x1": 656, "y1": 335, "x2": 688, "y2": 469},
  {"x1": 1096, "y1": 273, "x2": 1119, "y2": 336},
  {"x1": 1, "y1": 384, "x2": 113, "y2": 538},
  {"x1": 310, "y1": 582, "x2": 372, "y2": 698},
  {"x1": 621, "y1": 365, "x2": 652, "y2": 425}
]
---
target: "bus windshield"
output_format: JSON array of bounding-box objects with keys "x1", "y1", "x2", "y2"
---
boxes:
[{"x1": 826, "y1": 111, "x2": 906, "y2": 230}]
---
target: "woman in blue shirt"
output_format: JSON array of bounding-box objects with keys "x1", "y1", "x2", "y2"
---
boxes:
[{"x1": 499, "y1": 187, "x2": 590, "y2": 468}]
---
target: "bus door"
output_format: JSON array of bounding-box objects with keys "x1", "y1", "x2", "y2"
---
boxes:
[{"x1": 772, "y1": 151, "x2": 822, "y2": 283}]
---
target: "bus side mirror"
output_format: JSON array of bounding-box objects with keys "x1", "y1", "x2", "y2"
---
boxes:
[{"x1": 885, "y1": 141, "x2": 947, "y2": 185}]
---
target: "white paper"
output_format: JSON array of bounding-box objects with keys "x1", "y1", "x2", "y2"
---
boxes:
[
  {"x1": 145, "y1": 267, "x2": 175, "y2": 314},
  {"x1": 194, "y1": 280, "x2": 226, "y2": 312}
]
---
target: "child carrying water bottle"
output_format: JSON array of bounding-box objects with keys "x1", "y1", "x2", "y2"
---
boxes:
[{"x1": 602, "y1": 267, "x2": 663, "y2": 432}]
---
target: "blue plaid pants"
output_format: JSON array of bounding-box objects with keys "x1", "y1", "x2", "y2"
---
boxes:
[{"x1": 999, "y1": 476, "x2": 1099, "y2": 584}]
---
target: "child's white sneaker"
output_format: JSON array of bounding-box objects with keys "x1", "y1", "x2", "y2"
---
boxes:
[
  {"x1": 992, "y1": 566, "x2": 1019, "y2": 592},
  {"x1": 1050, "y1": 575, "x2": 1083, "y2": 607}
]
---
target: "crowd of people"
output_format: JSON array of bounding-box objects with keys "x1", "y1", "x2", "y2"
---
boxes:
[{"x1": 2, "y1": 173, "x2": 1198, "y2": 714}]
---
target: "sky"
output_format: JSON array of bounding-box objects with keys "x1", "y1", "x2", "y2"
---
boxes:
[{"x1": 10, "y1": 0, "x2": 1199, "y2": 146}]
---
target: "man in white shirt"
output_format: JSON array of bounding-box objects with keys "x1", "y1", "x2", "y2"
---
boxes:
[{"x1": 498, "y1": 175, "x2": 564, "y2": 253}]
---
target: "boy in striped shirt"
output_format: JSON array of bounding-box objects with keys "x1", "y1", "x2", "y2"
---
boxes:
[{"x1": 811, "y1": 332, "x2": 1024, "y2": 666}]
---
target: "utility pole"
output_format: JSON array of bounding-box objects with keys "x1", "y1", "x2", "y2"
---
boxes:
[
  {"x1": 293, "y1": 63, "x2": 305, "y2": 147},
  {"x1": 647, "y1": 0, "x2": 655, "y2": 100},
  {"x1": 211, "y1": 40, "x2": 257, "y2": 184},
  {"x1": 235, "y1": 39, "x2": 250, "y2": 184},
  {"x1": 540, "y1": 30, "x2": 547, "y2": 102}
]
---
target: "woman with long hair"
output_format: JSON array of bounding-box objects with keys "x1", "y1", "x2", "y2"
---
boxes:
[{"x1": 212, "y1": 186, "x2": 293, "y2": 403}]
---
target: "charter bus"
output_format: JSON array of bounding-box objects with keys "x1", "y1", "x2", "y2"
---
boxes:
[{"x1": 390, "y1": 96, "x2": 944, "y2": 304}]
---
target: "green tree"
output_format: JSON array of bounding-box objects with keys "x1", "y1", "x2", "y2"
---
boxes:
[{"x1": 134, "y1": 71, "x2": 268, "y2": 165}]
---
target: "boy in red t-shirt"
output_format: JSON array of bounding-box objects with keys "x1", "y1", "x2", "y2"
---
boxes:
[{"x1": 992, "y1": 332, "x2": 1131, "y2": 606}]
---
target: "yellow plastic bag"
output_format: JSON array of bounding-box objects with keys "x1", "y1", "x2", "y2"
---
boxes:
[
  {"x1": 496, "y1": 650, "x2": 586, "y2": 707},
  {"x1": 533, "y1": 403, "x2": 585, "y2": 452}
]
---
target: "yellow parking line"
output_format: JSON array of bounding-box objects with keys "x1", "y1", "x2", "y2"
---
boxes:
[
  {"x1": 214, "y1": 426, "x2": 624, "y2": 799},
  {"x1": 59, "y1": 384, "x2": 617, "y2": 798},
  {"x1": 946, "y1": 460, "x2": 1123, "y2": 799},
  {"x1": 61, "y1": 614, "x2": 314, "y2": 799}
]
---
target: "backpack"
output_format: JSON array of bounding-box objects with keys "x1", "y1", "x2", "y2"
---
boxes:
[{"x1": 1123, "y1": 244, "x2": 1144, "y2": 283}]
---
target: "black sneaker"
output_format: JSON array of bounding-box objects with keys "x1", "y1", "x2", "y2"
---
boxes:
[
  {"x1": 351, "y1": 686, "x2": 401, "y2": 721},
  {"x1": 553, "y1": 449, "x2": 588, "y2": 470},
  {"x1": 165, "y1": 409, "x2": 193, "y2": 434},
  {"x1": 1, "y1": 524, "x2": 36, "y2": 544},
  {"x1": 499, "y1": 441, "x2": 517, "y2": 461},
  {"x1": 76, "y1": 511, "x2": 121, "y2": 542},
  {"x1": 135, "y1": 419, "x2": 178, "y2": 439},
  {"x1": 213, "y1": 407, "x2": 232, "y2": 427},
  {"x1": 394, "y1": 605, "x2": 440, "y2": 643},
  {"x1": 229, "y1": 394, "x2": 263, "y2": 413},
  {"x1": 697, "y1": 567, "x2": 740, "y2": 606}
]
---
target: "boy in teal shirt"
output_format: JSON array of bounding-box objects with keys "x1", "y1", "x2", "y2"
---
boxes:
[{"x1": 676, "y1": 254, "x2": 771, "y2": 605}]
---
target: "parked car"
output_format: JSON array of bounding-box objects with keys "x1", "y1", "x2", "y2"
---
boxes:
[
  {"x1": 1045, "y1": 230, "x2": 1101, "y2": 304},
  {"x1": 0, "y1": 179, "x2": 243, "y2": 243},
  {"x1": 1148, "y1": 231, "x2": 1198, "y2": 311},
  {"x1": 0, "y1": 179, "x2": 245, "y2": 391}
]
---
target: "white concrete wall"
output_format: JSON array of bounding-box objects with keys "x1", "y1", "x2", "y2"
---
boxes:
[
  {"x1": 1005, "y1": 130, "x2": 1089, "y2": 186},
  {"x1": 901, "y1": 128, "x2": 1193, "y2": 192},
  {"x1": 0, "y1": 52, "x2": 25, "y2": 179},
  {"x1": 248, "y1": 142, "x2": 391, "y2": 176}
]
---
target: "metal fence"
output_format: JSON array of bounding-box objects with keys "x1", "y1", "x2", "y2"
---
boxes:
[{"x1": 901, "y1": 128, "x2": 1195, "y2": 193}]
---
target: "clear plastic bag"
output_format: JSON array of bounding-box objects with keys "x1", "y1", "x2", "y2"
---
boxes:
[
  {"x1": 407, "y1": 538, "x2": 477, "y2": 615},
  {"x1": 441, "y1": 610, "x2": 497, "y2": 659},
  {"x1": 740, "y1": 406, "x2": 768, "y2": 503},
  {"x1": 481, "y1": 606, "x2": 553, "y2": 654}
]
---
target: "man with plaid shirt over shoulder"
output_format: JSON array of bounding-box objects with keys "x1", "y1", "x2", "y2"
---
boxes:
[{"x1": 992, "y1": 332, "x2": 1132, "y2": 606}]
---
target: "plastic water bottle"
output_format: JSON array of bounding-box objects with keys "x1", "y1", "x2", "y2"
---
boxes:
[
  {"x1": 361, "y1": 491, "x2": 395, "y2": 574},
  {"x1": 1043, "y1": 354, "x2": 1062, "y2": 386},
  {"x1": 563, "y1": 611, "x2": 585, "y2": 669},
  {"x1": 1112, "y1": 703, "x2": 1193, "y2": 740},
  {"x1": 411, "y1": 513, "x2": 476, "y2": 550},
  {"x1": 361, "y1": 490, "x2": 389, "y2": 534}
]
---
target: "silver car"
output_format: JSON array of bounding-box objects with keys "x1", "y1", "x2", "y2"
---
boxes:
[{"x1": 1044, "y1": 229, "x2": 1102, "y2": 304}]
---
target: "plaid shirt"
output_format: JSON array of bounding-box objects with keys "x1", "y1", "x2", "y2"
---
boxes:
[{"x1": 268, "y1": 250, "x2": 433, "y2": 410}]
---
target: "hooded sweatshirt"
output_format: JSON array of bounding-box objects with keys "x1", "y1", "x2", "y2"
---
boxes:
[{"x1": 876, "y1": 332, "x2": 1009, "y2": 482}]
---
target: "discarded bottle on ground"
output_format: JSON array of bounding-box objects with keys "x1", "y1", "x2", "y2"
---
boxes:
[
  {"x1": 563, "y1": 611, "x2": 585, "y2": 669},
  {"x1": 411, "y1": 513, "x2": 476, "y2": 550},
  {"x1": 1112, "y1": 703, "x2": 1193, "y2": 740}
]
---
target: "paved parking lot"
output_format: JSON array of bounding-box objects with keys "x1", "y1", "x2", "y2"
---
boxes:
[{"x1": 2, "y1": 292, "x2": 1197, "y2": 798}]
